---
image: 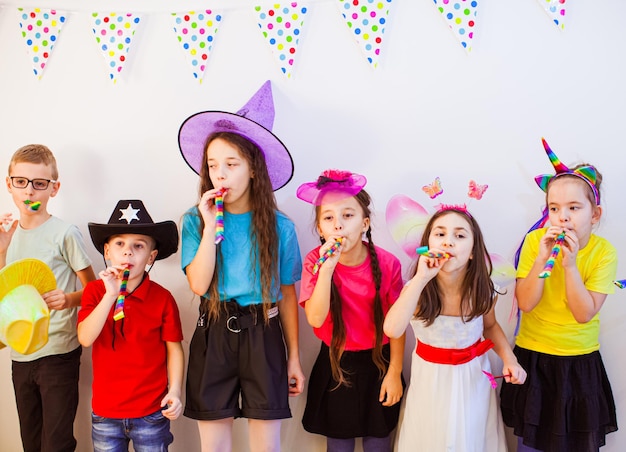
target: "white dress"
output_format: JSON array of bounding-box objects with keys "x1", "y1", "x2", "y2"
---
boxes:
[{"x1": 395, "y1": 315, "x2": 507, "y2": 452}]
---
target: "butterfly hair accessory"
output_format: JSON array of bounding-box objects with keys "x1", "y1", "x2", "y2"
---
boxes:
[{"x1": 422, "y1": 177, "x2": 443, "y2": 199}]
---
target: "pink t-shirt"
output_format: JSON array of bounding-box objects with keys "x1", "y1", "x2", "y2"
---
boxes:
[{"x1": 299, "y1": 244, "x2": 403, "y2": 351}]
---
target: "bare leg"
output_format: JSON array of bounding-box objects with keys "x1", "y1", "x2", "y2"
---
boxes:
[
  {"x1": 198, "y1": 418, "x2": 234, "y2": 452},
  {"x1": 248, "y1": 419, "x2": 282, "y2": 452}
]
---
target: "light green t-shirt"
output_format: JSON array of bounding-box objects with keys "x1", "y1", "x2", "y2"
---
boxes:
[
  {"x1": 7, "y1": 216, "x2": 92, "y2": 362},
  {"x1": 516, "y1": 228, "x2": 617, "y2": 356}
]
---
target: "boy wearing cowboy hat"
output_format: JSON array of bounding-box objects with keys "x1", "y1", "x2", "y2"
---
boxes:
[
  {"x1": 77, "y1": 199, "x2": 183, "y2": 451},
  {"x1": 1, "y1": 143, "x2": 96, "y2": 452}
]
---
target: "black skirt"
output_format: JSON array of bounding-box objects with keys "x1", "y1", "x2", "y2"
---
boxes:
[
  {"x1": 302, "y1": 342, "x2": 404, "y2": 439},
  {"x1": 500, "y1": 346, "x2": 617, "y2": 452}
]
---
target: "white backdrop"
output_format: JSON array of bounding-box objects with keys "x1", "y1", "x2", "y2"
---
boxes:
[{"x1": 1, "y1": 1, "x2": 625, "y2": 451}]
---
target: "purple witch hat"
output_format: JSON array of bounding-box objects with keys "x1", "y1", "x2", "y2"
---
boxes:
[{"x1": 178, "y1": 81, "x2": 294, "y2": 191}]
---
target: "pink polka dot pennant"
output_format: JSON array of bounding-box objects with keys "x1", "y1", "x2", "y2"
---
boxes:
[
  {"x1": 171, "y1": 10, "x2": 222, "y2": 83},
  {"x1": 90, "y1": 12, "x2": 142, "y2": 83},
  {"x1": 433, "y1": 0, "x2": 478, "y2": 53},
  {"x1": 536, "y1": 0, "x2": 566, "y2": 31},
  {"x1": 17, "y1": 8, "x2": 68, "y2": 79},
  {"x1": 335, "y1": 0, "x2": 392, "y2": 68},
  {"x1": 255, "y1": 3, "x2": 308, "y2": 79}
]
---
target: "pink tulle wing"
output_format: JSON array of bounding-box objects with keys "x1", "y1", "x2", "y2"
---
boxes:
[
  {"x1": 490, "y1": 253, "x2": 516, "y2": 288},
  {"x1": 386, "y1": 195, "x2": 430, "y2": 258}
]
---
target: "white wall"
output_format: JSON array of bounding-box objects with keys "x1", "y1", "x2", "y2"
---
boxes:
[{"x1": 1, "y1": 1, "x2": 625, "y2": 451}]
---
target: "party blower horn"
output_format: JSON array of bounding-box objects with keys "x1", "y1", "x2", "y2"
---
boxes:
[{"x1": 0, "y1": 259, "x2": 56, "y2": 355}]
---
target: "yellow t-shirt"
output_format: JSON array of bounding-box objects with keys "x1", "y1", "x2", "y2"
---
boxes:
[{"x1": 516, "y1": 228, "x2": 617, "y2": 356}]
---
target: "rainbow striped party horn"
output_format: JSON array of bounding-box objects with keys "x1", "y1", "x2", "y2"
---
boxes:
[
  {"x1": 538, "y1": 232, "x2": 566, "y2": 279},
  {"x1": 416, "y1": 246, "x2": 450, "y2": 259},
  {"x1": 113, "y1": 266, "x2": 130, "y2": 321},
  {"x1": 312, "y1": 238, "x2": 343, "y2": 275}
]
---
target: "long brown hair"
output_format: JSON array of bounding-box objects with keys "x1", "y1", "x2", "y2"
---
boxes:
[
  {"x1": 316, "y1": 190, "x2": 386, "y2": 387},
  {"x1": 414, "y1": 208, "x2": 496, "y2": 325},
  {"x1": 195, "y1": 132, "x2": 279, "y2": 323}
]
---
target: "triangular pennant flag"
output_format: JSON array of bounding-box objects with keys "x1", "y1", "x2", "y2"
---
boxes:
[
  {"x1": 255, "y1": 3, "x2": 308, "y2": 78},
  {"x1": 171, "y1": 10, "x2": 222, "y2": 83},
  {"x1": 433, "y1": 0, "x2": 478, "y2": 53},
  {"x1": 17, "y1": 8, "x2": 68, "y2": 79},
  {"x1": 90, "y1": 12, "x2": 141, "y2": 83},
  {"x1": 335, "y1": 0, "x2": 392, "y2": 68},
  {"x1": 536, "y1": 0, "x2": 566, "y2": 30}
]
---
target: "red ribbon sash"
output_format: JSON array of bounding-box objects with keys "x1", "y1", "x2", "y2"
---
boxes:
[{"x1": 416, "y1": 338, "x2": 494, "y2": 365}]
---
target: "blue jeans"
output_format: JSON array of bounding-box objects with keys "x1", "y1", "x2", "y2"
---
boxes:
[{"x1": 91, "y1": 409, "x2": 173, "y2": 452}]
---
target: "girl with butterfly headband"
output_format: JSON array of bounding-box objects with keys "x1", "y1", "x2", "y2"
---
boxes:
[
  {"x1": 384, "y1": 197, "x2": 526, "y2": 451},
  {"x1": 297, "y1": 169, "x2": 405, "y2": 452},
  {"x1": 500, "y1": 138, "x2": 618, "y2": 452}
]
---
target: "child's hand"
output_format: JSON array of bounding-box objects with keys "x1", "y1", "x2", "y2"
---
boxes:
[
  {"x1": 503, "y1": 361, "x2": 527, "y2": 385},
  {"x1": 287, "y1": 356, "x2": 305, "y2": 396},
  {"x1": 538, "y1": 227, "x2": 565, "y2": 261},
  {"x1": 316, "y1": 236, "x2": 342, "y2": 273},
  {"x1": 379, "y1": 369, "x2": 403, "y2": 407},
  {"x1": 0, "y1": 213, "x2": 18, "y2": 252},
  {"x1": 414, "y1": 249, "x2": 448, "y2": 283},
  {"x1": 98, "y1": 266, "x2": 125, "y2": 297},
  {"x1": 160, "y1": 393, "x2": 182, "y2": 420},
  {"x1": 42, "y1": 289, "x2": 70, "y2": 310},
  {"x1": 560, "y1": 229, "x2": 580, "y2": 269},
  {"x1": 197, "y1": 189, "x2": 222, "y2": 232}
]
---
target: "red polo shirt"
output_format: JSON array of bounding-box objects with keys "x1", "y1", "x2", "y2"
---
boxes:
[{"x1": 79, "y1": 275, "x2": 183, "y2": 418}]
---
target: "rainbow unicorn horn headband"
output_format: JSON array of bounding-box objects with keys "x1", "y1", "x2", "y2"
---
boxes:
[{"x1": 534, "y1": 138, "x2": 600, "y2": 205}]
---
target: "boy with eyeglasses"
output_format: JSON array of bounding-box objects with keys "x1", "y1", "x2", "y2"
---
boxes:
[{"x1": 1, "y1": 144, "x2": 96, "y2": 452}]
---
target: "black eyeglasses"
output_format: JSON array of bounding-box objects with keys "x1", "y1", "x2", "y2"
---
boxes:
[{"x1": 9, "y1": 177, "x2": 56, "y2": 190}]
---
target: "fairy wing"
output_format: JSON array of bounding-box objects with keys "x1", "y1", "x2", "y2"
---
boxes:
[{"x1": 386, "y1": 195, "x2": 430, "y2": 258}]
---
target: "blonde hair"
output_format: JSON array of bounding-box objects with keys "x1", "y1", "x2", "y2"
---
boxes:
[{"x1": 9, "y1": 144, "x2": 59, "y2": 180}]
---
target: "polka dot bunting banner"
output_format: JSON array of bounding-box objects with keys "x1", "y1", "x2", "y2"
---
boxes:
[
  {"x1": 335, "y1": 0, "x2": 392, "y2": 69},
  {"x1": 90, "y1": 12, "x2": 142, "y2": 83},
  {"x1": 255, "y1": 3, "x2": 308, "y2": 79},
  {"x1": 433, "y1": 0, "x2": 478, "y2": 53},
  {"x1": 17, "y1": 8, "x2": 68, "y2": 79},
  {"x1": 171, "y1": 10, "x2": 222, "y2": 83},
  {"x1": 536, "y1": 0, "x2": 566, "y2": 31}
]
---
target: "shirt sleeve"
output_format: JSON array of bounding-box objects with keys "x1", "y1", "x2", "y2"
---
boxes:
[
  {"x1": 161, "y1": 290, "x2": 184, "y2": 342},
  {"x1": 299, "y1": 248, "x2": 321, "y2": 306},
  {"x1": 63, "y1": 224, "x2": 93, "y2": 272},
  {"x1": 516, "y1": 229, "x2": 542, "y2": 279},
  {"x1": 181, "y1": 208, "x2": 202, "y2": 273},
  {"x1": 77, "y1": 280, "x2": 102, "y2": 324},
  {"x1": 585, "y1": 240, "x2": 618, "y2": 294},
  {"x1": 278, "y1": 216, "x2": 302, "y2": 286}
]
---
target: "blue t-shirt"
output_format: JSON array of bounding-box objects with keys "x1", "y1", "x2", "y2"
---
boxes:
[{"x1": 181, "y1": 208, "x2": 302, "y2": 306}]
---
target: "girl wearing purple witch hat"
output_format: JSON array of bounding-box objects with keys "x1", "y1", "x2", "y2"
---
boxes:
[
  {"x1": 297, "y1": 169, "x2": 405, "y2": 452},
  {"x1": 500, "y1": 138, "x2": 618, "y2": 452},
  {"x1": 178, "y1": 82, "x2": 304, "y2": 451}
]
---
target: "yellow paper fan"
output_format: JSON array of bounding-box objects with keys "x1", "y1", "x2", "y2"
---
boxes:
[
  {"x1": 0, "y1": 259, "x2": 56, "y2": 354},
  {"x1": 0, "y1": 258, "x2": 56, "y2": 300}
]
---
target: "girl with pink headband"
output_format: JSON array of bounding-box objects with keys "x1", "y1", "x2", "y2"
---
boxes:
[
  {"x1": 297, "y1": 169, "x2": 405, "y2": 452},
  {"x1": 500, "y1": 138, "x2": 618, "y2": 452},
  {"x1": 384, "y1": 204, "x2": 526, "y2": 451}
]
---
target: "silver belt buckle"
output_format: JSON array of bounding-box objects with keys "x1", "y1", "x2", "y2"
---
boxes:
[{"x1": 226, "y1": 315, "x2": 241, "y2": 333}]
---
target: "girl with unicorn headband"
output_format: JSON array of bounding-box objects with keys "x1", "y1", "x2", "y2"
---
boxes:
[{"x1": 500, "y1": 138, "x2": 618, "y2": 452}]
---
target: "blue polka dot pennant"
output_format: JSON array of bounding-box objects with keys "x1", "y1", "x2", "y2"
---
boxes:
[
  {"x1": 17, "y1": 8, "x2": 68, "y2": 79},
  {"x1": 433, "y1": 0, "x2": 478, "y2": 53},
  {"x1": 91, "y1": 12, "x2": 142, "y2": 83},
  {"x1": 335, "y1": 0, "x2": 392, "y2": 69}
]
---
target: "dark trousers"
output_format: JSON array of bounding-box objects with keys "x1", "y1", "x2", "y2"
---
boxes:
[{"x1": 12, "y1": 346, "x2": 82, "y2": 452}]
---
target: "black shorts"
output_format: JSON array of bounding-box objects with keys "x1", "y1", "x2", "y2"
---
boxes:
[{"x1": 184, "y1": 300, "x2": 290, "y2": 421}]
